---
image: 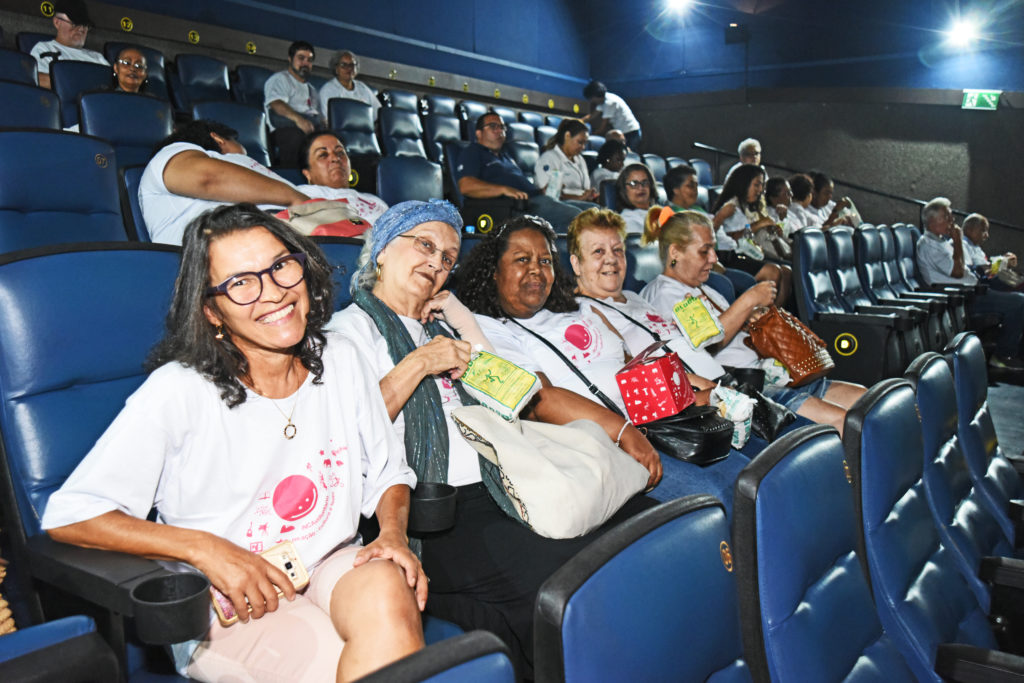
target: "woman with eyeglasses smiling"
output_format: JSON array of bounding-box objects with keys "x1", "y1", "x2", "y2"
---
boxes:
[
  {"x1": 43, "y1": 204, "x2": 427, "y2": 682},
  {"x1": 110, "y1": 46, "x2": 149, "y2": 94},
  {"x1": 615, "y1": 162, "x2": 658, "y2": 235}
]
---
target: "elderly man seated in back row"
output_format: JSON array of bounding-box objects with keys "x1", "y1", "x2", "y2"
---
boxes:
[
  {"x1": 30, "y1": 0, "x2": 108, "y2": 89},
  {"x1": 917, "y1": 197, "x2": 1024, "y2": 369},
  {"x1": 140, "y1": 120, "x2": 386, "y2": 245}
]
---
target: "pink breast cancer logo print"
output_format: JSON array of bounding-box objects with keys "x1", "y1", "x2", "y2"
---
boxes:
[
  {"x1": 273, "y1": 475, "x2": 318, "y2": 531},
  {"x1": 564, "y1": 323, "x2": 593, "y2": 350}
]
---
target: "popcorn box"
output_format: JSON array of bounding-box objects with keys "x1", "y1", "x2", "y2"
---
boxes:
[{"x1": 615, "y1": 341, "x2": 696, "y2": 425}]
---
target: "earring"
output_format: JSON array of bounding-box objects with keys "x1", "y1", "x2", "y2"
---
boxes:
[
  {"x1": 670, "y1": 259, "x2": 677, "y2": 268},
  {"x1": 375, "y1": 262, "x2": 382, "y2": 279},
  {"x1": 214, "y1": 325, "x2": 225, "y2": 340}
]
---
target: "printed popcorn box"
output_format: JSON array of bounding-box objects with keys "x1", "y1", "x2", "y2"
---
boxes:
[{"x1": 616, "y1": 341, "x2": 696, "y2": 425}]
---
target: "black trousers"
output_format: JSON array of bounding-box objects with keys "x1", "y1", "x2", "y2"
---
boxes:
[{"x1": 420, "y1": 483, "x2": 656, "y2": 680}]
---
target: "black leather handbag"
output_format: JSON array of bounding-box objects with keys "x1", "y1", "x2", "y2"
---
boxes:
[{"x1": 637, "y1": 404, "x2": 734, "y2": 466}]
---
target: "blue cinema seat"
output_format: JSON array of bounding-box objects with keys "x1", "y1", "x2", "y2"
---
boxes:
[
  {"x1": 587, "y1": 134, "x2": 605, "y2": 152},
  {"x1": 518, "y1": 111, "x2": 544, "y2": 129},
  {"x1": 534, "y1": 495, "x2": 751, "y2": 682},
  {"x1": 0, "y1": 47, "x2": 38, "y2": 85},
  {"x1": 172, "y1": 54, "x2": 230, "y2": 111},
  {"x1": 79, "y1": 92, "x2": 174, "y2": 168},
  {"x1": 456, "y1": 100, "x2": 488, "y2": 139},
  {"x1": 791, "y1": 227, "x2": 908, "y2": 384},
  {"x1": 312, "y1": 236, "x2": 363, "y2": 310},
  {"x1": 231, "y1": 64, "x2": 273, "y2": 106},
  {"x1": 545, "y1": 114, "x2": 563, "y2": 129},
  {"x1": 0, "y1": 615, "x2": 120, "y2": 681},
  {"x1": 534, "y1": 124, "x2": 556, "y2": 148},
  {"x1": 946, "y1": 332, "x2": 1024, "y2": 542},
  {"x1": 356, "y1": 631, "x2": 513, "y2": 683},
  {"x1": 423, "y1": 114, "x2": 461, "y2": 165},
  {"x1": 0, "y1": 130, "x2": 128, "y2": 251},
  {"x1": 376, "y1": 156, "x2": 443, "y2": 206},
  {"x1": 904, "y1": 352, "x2": 1020, "y2": 608},
  {"x1": 690, "y1": 157, "x2": 713, "y2": 186},
  {"x1": 891, "y1": 223, "x2": 969, "y2": 329},
  {"x1": 380, "y1": 108, "x2": 427, "y2": 158},
  {"x1": 0, "y1": 80, "x2": 60, "y2": 129},
  {"x1": 102, "y1": 42, "x2": 170, "y2": 101},
  {"x1": 327, "y1": 99, "x2": 381, "y2": 193},
  {"x1": 733, "y1": 424, "x2": 916, "y2": 681},
  {"x1": 421, "y1": 94, "x2": 456, "y2": 117},
  {"x1": 15, "y1": 32, "x2": 49, "y2": 56},
  {"x1": 380, "y1": 89, "x2": 418, "y2": 112},
  {"x1": 844, "y1": 379, "x2": 1024, "y2": 680},
  {"x1": 506, "y1": 122, "x2": 534, "y2": 143},
  {"x1": 505, "y1": 140, "x2": 539, "y2": 183},
  {"x1": 191, "y1": 100, "x2": 271, "y2": 167},
  {"x1": 48, "y1": 60, "x2": 110, "y2": 128},
  {"x1": 119, "y1": 165, "x2": 149, "y2": 241}
]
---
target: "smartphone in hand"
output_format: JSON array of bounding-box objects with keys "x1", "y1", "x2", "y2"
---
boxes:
[{"x1": 211, "y1": 541, "x2": 309, "y2": 627}]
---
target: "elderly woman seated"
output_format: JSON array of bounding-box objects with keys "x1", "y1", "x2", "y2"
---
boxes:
[
  {"x1": 640, "y1": 209, "x2": 866, "y2": 434},
  {"x1": 42, "y1": 204, "x2": 425, "y2": 682},
  {"x1": 457, "y1": 213, "x2": 753, "y2": 512},
  {"x1": 327, "y1": 199, "x2": 655, "y2": 679}
]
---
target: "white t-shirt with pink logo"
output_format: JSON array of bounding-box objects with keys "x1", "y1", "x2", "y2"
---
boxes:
[
  {"x1": 41, "y1": 333, "x2": 415, "y2": 573},
  {"x1": 476, "y1": 308, "x2": 628, "y2": 413}
]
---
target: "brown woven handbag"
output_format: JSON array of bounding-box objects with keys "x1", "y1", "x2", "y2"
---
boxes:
[{"x1": 743, "y1": 306, "x2": 835, "y2": 386}]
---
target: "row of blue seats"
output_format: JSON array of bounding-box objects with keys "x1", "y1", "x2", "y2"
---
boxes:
[{"x1": 0, "y1": 237, "x2": 1019, "y2": 680}]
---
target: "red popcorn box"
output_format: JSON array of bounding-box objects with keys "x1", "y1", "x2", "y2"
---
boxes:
[{"x1": 615, "y1": 341, "x2": 696, "y2": 425}]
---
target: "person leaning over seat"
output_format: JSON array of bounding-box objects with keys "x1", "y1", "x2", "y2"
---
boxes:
[
  {"x1": 42, "y1": 204, "x2": 426, "y2": 682},
  {"x1": 327, "y1": 200, "x2": 657, "y2": 679}
]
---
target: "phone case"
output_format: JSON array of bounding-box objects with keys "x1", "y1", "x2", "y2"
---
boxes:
[{"x1": 210, "y1": 540, "x2": 310, "y2": 627}]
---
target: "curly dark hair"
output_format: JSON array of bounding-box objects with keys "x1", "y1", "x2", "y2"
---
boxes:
[
  {"x1": 457, "y1": 215, "x2": 577, "y2": 318},
  {"x1": 147, "y1": 203, "x2": 334, "y2": 407}
]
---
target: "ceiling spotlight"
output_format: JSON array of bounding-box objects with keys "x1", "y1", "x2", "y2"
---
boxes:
[
  {"x1": 946, "y1": 17, "x2": 980, "y2": 48},
  {"x1": 667, "y1": 0, "x2": 694, "y2": 13}
]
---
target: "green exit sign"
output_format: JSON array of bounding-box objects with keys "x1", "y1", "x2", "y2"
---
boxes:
[{"x1": 962, "y1": 89, "x2": 1001, "y2": 111}]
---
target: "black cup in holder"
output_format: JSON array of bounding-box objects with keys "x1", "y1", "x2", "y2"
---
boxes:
[
  {"x1": 408, "y1": 482, "x2": 457, "y2": 535},
  {"x1": 130, "y1": 572, "x2": 211, "y2": 644}
]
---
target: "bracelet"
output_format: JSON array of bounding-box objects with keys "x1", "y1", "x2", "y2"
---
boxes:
[{"x1": 615, "y1": 419, "x2": 632, "y2": 447}]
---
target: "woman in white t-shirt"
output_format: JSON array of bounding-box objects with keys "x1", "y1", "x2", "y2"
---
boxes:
[
  {"x1": 615, "y1": 162, "x2": 658, "y2": 235},
  {"x1": 534, "y1": 118, "x2": 599, "y2": 203},
  {"x1": 782, "y1": 172, "x2": 819, "y2": 232},
  {"x1": 639, "y1": 209, "x2": 865, "y2": 434},
  {"x1": 41, "y1": 204, "x2": 424, "y2": 682}
]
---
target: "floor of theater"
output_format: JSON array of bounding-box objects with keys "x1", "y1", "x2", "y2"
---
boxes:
[{"x1": 989, "y1": 381, "x2": 1024, "y2": 455}]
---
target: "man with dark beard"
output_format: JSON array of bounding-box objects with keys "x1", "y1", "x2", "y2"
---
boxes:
[{"x1": 264, "y1": 40, "x2": 326, "y2": 167}]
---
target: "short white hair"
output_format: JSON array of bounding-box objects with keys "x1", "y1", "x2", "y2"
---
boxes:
[
  {"x1": 738, "y1": 138, "x2": 761, "y2": 156},
  {"x1": 921, "y1": 197, "x2": 951, "y2": 227}
]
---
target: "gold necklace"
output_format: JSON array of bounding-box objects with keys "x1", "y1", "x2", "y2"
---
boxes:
[{"x1": 267, "y1": 396, "x2": 299, "y2": 440}]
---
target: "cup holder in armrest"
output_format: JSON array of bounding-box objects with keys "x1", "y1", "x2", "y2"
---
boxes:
[
  {"x1": 408, "y1": 482, "x2": 457, "y2": 535},
  {"x1": 130, "y1": 572, "x2": 211, "y2": 644}
]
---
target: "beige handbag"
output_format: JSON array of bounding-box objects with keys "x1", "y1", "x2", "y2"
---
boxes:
[{"x1": 451, "y1": 406, "x2": 649, "y2": 538}]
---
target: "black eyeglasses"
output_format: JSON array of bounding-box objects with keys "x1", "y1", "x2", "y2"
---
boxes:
[
  {"x1": 206, "y1": 253, "x2": 307, "y2": 305},
  {"x1": 338, "y1": 61, "x2": 358, "y2": 69},
  {"x1": 397, "y1": 235, "x2": 457, "y2": 271},
  {"x1": 625, "y1": 179, "x2": 651, "y2": 189},
  {"x1": 116, "y1": 58, "x2": 147, "y2": 70}
]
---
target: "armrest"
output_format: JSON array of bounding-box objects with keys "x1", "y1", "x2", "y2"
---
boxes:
[
  {"x1": 27, "y1": 535, "x2": 210, "y2": 644},
  {"x1": 935, "y1": 643, "x2": 1024, "y2": 681},
  {"x1": 815, "y1": 311, "x2": 901, "y2": 327},
  {"x1": 894, "y1": 293, "x2": 947, "y2": 312},
  {"x1": 979, "y1": 555, "x2": 1024, "y2": 591},
  {"x1": 861, "y1": 302, "x2": 927, "y2": 322}
]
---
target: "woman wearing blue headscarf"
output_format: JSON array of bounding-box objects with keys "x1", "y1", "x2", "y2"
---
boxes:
[{"x1": 329, "y1": 199, "x2": 656, "y2": 679}]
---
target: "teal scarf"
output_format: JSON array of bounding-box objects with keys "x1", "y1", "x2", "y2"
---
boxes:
[{"x1": 352, "y1": 289, "x2": 522, "y2": 528}]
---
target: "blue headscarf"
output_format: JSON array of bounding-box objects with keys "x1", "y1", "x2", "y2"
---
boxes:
[{"x1": 370, "y1": 198, "x2": 463, "y2": 267}]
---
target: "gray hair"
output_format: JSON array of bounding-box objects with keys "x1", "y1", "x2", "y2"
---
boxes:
[
  {"x1": 330, "y1": 50, "x2": 356, "y2": 71},
  {"x1": 921, "y1": 197, "x2": 951, "y2": 228},
  {"x1": 962, "y1": 213, "x2": 988, "y2": 233},
  {"x1": 738, "y1": 137, "x2": 761, "y2": 157}
]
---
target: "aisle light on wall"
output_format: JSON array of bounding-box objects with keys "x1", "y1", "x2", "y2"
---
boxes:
[{"x1": 945, "y1": 16, "x2": 981, "y2": 48}]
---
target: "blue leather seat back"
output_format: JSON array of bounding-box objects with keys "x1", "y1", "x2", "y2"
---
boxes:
[
  {"x1": 599, "y1": 179, "x2": 619, "y2": 210},
  {"x1": 376, "y1": 156, "x2": 443, "y2": 206},
  {"x1": 845, "y1": 379, "x2": 998, "y2": 680},
  {"x1": 665, "y1": 155, "x2": 688, "y2": 170},
  {"x1": 642, "y1": 154, "x2": 666, "y2": 183},
  {"x1": 49, "y1": 61, "x2": 110, "y2": 128},
  {"x1": 327, "y1": 99, "x2": 381, "y2": 157},
  {"x1": 825, "y1": 227, "x2": 871, "y2": 311},
  {"x1": 380, "y1": 89, "x2": 417, "y2": 112},
  {"x1": 173, "y1": 54, "x2": 230, "y2": 110},
  {"x1": 0, "y1": 244, "x2": 180, "y2": 536},
  {"x1": 0, "y1": 81, "x2": 60, "y2": 129},
  {"x1": 587, "y1": 134, "x2": 605, "y2": 151},
  {"x1": 380, "y1": 108, "x2": 426, "y2": 158},
  {"x1": 192, "y1": 101, "x2": 270, "y2": 167},
  {"x1": 0, "y1": 47, "x2": 39, "y2": 85},
  {"x1": 706, "y1": 271, "x2": 736, "y2": 303},
  {"x1": 892, "y1": 223, "x2": 925, "y2": 290},
  {"x1": 312, "y1": 237, "x2": 363, "y2": 310},
  {"x1": 504, "y1": 141, "x2": 538, "y2": 182},
  {"x1": 792, "y1": 228, "x2": 846, "y2": 319},
  {"x1": 79, "y1": 92, "x2": 174, "y2": 168},
  {"x1": 876, "y1": 225, "x2": 912, "y2": 294},
  {"x1": 623, "y1": 235, "x2": 663, "y2": 293},
  {"x1": 445, "y1": 141, "x2": 470, "y2": 206},
  {"x1": 535, "y1": 496, "x2": 750, "y2": 683},
  {"x1": 690, "y1": 157, "x2": 713, "y2": 186},
  {"x1": 534, "y1": 125, "x2": 556, "y2": 148},
  {"x1": 457, "y1": 100, "x2": 488, "y2": 138},
  {"x1": 854, "y1": 225, "x2": 899, "y2": 302},
  {"x1": 0, "y1": 131, "x2": 127, "y2": 251},
  {"x1": 421, "y1": 94, "x2": 456, "y2": 117},
  {"x1": 15, "y1": 32, "x2": 50, "y2": 55},
  {"x1": 734, "y1": 425, "x2": 915, "y2": 682},
  {"x1": 625, "y1": 151, "x2": 642, "y2": 166},
  {"x1": 423, "y1": 114, "x2": 461, "y2": 164},
  {"x1": 905, "y1": 353, "x2": 1014, "y2": 607},
  {"x1": 505, "y1": 122, "x2": 534, "y2": 143},
  {"x1": 491, "y1": 106, "x2": 516, "y2": 126},
  {"x1": 102, "y1": 43, "x2": 169, "y2": 101},
  {"x1": 518, "y1": 111, "x2": 544, "y2": 129},
  {"x1": 947, "y1": 332, "x2": 1021, "y2": 539},
  {"x1": 120, "y1": 165, "x2": 149, "y2": 241},
  {"x1": 720, "y1": 269, "x2": 754, "y2": 298},
  {"x1": 232, "y1": 65, "x2": 273, "y2": 106},
  {"x1": 581, "y1": 150, "x2": 597, "y2": 175},
  {"x1": 545, "y1": 114, "x2": 563, "y2": 129}
]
